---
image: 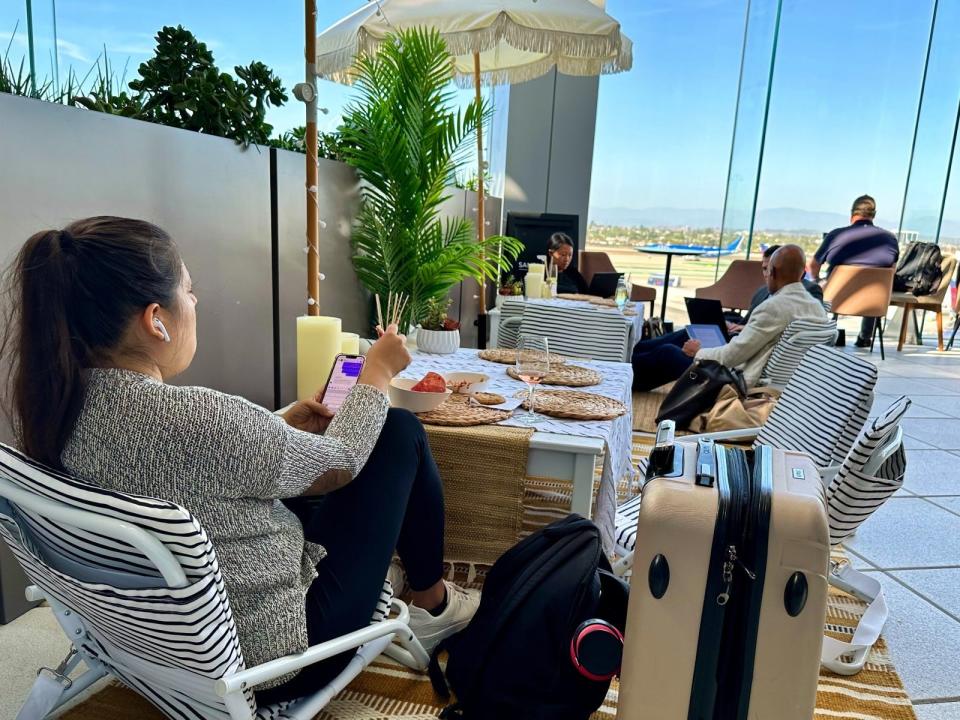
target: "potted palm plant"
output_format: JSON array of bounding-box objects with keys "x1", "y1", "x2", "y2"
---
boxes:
[
  {"x1": 339, "y1": 28, "x2": 521, "y2": 332},
  {"x1": 417, "y1": 297, "x2": 461, "y2": 354}
]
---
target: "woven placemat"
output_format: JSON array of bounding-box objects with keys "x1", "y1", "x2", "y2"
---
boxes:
[
  {"x1": 589, "y1": 297, "x2": 636, "y2": 310},
  {"x1": 507, "y1": 364, "x2": 601, "y2": 387},
  {"x1": 478, "y1": 348, "x2": 568, "y2": 365},
  {"x1": 417, "y1": 394, "x2": 512, "y2": 426},
  {"x1": 556, "y1": 293, "x2": 596, "y2": 302},
  {"x1": 519, "y1": 389, "x2": 627, "y2": 420},
  {"x1": 424, "y1": 424, "x2": 532, "y2": 565}
]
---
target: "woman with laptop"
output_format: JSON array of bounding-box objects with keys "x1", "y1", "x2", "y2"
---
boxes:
[
  {"x1": 547, "y1": 232, "x2": 590, "y2": 294},
  {"x1": 631, "y1": 245, "x2": 827, "y2": 391}
]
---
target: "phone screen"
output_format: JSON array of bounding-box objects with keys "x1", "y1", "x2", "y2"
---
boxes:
[{"x1": 321, "y1": 354, "x2": 365, "y2": 412}]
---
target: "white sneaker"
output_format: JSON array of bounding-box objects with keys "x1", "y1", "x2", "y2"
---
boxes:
[
  {"x1": 407, "y1": 581, "x2": 480, "y2": 654},
  {"x1": 386, "y1": 561, "x2": 407, "y2": 597}
]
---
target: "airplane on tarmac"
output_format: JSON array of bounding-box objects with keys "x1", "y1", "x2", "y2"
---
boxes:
[{"x1": 635, "y1": 234, "x2": 744, "y2": 257}]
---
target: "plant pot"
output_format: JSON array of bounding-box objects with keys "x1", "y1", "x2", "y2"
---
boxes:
[{"x1": 416, "y1": 328, "x2": 460, "y2": 355}]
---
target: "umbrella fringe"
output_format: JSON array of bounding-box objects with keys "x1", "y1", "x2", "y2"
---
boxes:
[{"x1": 315, "y1": 11, "x2": 633, "y2": 85}]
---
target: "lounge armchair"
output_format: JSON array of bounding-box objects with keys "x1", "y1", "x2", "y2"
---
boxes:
[
  {"x1": 0, "y1": 445, "x2": 428, "y2": 720},
  {"x1": 695, "y1": 260, "x2": 765, "y2": 311},
  {"x1": 823, "y1": 265, "x2": 895, "y2": 360},
  {"x1": 891, "y1": 254, "x2": 957, "y2": 351}
]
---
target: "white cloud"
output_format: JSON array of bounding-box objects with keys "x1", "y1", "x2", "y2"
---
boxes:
[{"x1": 56, "y1": 38, "x2": 91, "y2": 63}]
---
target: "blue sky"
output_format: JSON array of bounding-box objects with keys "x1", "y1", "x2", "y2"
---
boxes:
[{"x1": 4, "y1": 0, "x2": 959, "y2": 230}]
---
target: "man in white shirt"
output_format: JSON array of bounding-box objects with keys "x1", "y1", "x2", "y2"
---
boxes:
[{"x1": 633, "y1": 245, "x2": 827, "y2": 391}]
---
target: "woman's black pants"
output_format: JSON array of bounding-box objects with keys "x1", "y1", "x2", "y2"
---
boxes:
[{"x1": 256, "y1": 408, "x2": 444, "y2": 704}]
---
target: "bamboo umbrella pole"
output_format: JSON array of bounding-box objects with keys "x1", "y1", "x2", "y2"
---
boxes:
[
  {"x1": 305, "y1": 0, "x2": 320, "y2": 315},
  {"x1": 474, "y1": 51, "x2": 487, "y2": 315}
]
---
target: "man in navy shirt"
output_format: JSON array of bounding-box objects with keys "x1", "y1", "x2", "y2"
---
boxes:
[{"x1": 809, "y1": 195, "x2": 899, "y2": 347}]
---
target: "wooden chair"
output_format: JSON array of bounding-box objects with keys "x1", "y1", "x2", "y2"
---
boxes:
[
  {"x1": 823, "y1": 266, "x2": 896, "y2": 360},
  {"x1": 891, "y1": 255, "x2": 957, "y2": 351},
  {"x1": 694, "y1": 260, "x2": 764, "y2": 311},
  {"x1": 580, "y1": 250, "x2": 655, "y2": 316}
]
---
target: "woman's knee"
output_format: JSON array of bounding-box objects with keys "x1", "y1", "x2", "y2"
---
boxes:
[{"x1": 383, "y1": 407, "x2": 425, "y2": 440}]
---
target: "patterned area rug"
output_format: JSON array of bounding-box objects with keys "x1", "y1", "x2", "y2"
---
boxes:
[{"x1": 62, "y1": 433, "x2": 915, "y2": 720}]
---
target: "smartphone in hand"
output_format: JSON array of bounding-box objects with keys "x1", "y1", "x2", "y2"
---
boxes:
[{"x1": 319, "y1": 354, "x2": 365, "y2": 412}]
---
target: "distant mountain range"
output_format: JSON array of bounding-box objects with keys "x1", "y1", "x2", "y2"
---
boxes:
[{"x1": 589, "y1": 206, "x2": 960, "y2": 239}]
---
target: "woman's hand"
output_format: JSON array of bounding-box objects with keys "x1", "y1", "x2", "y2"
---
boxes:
[
  {"x1": 361, "y1": 323, "x2": 410, "y2": 393},
  {"x1": 283, "y1": 399, "x2": 334, "y2": 434}
]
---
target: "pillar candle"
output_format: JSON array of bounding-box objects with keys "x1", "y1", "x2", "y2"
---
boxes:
[
  {"x1": 525, "y1": 263, "x2": 545, "y2": 300},
  {"x1": 341, "y1": 332, "x2": 360, "y2": 355},
  {"x1": 297, "y1": 316, "x2": 342, "y2": 400}
]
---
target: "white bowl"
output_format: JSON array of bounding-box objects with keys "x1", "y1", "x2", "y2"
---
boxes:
[
  {"x1": 389, "y1": 378, "x2": 451, "y2": 413},
  {"x1": 444, "y1": 372, "x2": 490, "y2": 394}
]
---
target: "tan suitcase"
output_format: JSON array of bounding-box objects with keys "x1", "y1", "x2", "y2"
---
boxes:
[{"x1": 617, "y1": 432, "x2": 829, "y2": 719}]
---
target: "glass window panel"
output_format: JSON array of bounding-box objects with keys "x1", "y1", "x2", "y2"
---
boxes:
[
  {"x1": 755, "y1": 0, "x2": 933, "y2": 261},
  {"x1": 587, "y1": 0, "x2": 746, "y2": 321},
  {"x1": 900, "y1": 1, "x2": 960, "y2": 246},
  {"x1": 719, "y1": 0, "x2": 782, "y2": 264}
]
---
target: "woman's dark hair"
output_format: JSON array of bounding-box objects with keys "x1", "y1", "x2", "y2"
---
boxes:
[
  {"x1": 1, "y1": 216, "x2": 182, "y2": 469},
  {"x1": 547, "y1": 232, "x2": 575, "y2": 254}
]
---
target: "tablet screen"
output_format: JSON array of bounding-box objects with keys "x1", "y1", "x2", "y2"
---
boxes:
[{"x1": 686, "y1": 324, "x2": 727, "y2": 348}]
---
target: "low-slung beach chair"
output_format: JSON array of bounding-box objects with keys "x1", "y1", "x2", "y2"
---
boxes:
[{"x1": 0, "y1": 445, "x2": 428, "y2": 720}]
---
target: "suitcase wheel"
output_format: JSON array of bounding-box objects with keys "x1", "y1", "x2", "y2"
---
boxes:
[
  {"x1": 784, "y1": 571, "x2": 808, "y2": 617},
  {"x1": 648, "y1": 554, "x2": 670, "y2": 599}
]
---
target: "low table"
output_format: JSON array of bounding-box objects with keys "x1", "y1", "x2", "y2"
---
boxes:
[{"x1": 404, "y1": 349, "x2": 635, "y2": 551}]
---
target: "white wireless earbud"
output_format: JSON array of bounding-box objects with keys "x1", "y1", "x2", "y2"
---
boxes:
[{"x1": 153, "y1": 318, "x2": 171, "y2": 343}]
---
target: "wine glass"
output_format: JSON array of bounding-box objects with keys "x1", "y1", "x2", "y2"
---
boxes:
[
  {"x1": 615, "y1": 277, "x2": 629, "y2": 313},
  {"x1": 515, "y1": 335, "x2": 550, "y2": 424}
]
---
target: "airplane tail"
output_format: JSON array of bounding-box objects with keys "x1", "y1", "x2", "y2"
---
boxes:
[{"x1": 725, "y1": 235, "x2": 743, "y2": 253}]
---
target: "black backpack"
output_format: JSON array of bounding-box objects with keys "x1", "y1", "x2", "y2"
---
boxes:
[
  {"x1": 429, "y1": 515, "x2": 629, "y2": 720},
  {"x1": 894, "y1": 241, "x2": 943, "y2": 296}
]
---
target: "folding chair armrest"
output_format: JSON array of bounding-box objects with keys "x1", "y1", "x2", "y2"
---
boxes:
[
  {"x1": 681, "y1": 427, "x2": 762, "y2": 443},
  {"x1": 216, "y1": 601, "x2": 427, "y2": 697},
  {"x1": 862, "y1": 426, "x2": 904, "y2": 477},
  {"x1": 819, "y1": 465, "x2": 840, "y2": 484}
]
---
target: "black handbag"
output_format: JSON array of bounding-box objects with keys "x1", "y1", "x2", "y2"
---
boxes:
[{"x1": 655, "y1": 360, "x2": 747, "y2": 430}]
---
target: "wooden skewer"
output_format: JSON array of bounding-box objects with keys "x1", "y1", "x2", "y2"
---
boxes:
[
  {"x1": 396, "y1": 295, "x2": 408, "y2": 328},
  {"x1": 375, "y1": 294, "x2": 383, "y2": 329}
]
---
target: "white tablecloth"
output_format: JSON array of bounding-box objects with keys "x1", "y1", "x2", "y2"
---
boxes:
[{"x1": 403, "y1": 349, "x2": 636, "y2": 547}]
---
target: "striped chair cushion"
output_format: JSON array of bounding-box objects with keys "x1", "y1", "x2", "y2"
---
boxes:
[
  {"x1": 496, "y1": 299, "x2": 526, "y2": 349},
  {"x1": 755, "y1": 346, "x2": 876, "y2": 468},
  {"x1": 826, "y1": 396, "x2": 910, "y2": 546},
  {"x1": 613, "y1": 458, "x2": 649, "y2": 555},
  {"x1": 518, "y1": 304, "x2": 629, "y2": 362},
  {"x1": 0, "y1": 445, "x2": 391, "y2": 720},
  {"x1": 760, "y1": 318, "x2": 838, "y2": 388}
]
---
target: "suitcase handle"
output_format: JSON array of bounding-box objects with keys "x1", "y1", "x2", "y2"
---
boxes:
[{"x1": 696, "y1": 439, "x2": 717, "y2": 487}]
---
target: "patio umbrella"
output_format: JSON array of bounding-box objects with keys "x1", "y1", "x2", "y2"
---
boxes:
[{"x1": 301, "y1": 0, "x2": 632, "y2": 315}]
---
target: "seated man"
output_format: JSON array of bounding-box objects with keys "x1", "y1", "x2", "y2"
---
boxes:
[
  {"x1": 729, "y1": 245, "x2": 824, "y2": 331},
  {"x1": 809, "y1": 194, "x2": 899, "y2": 347},
  {"x1": 632, "y1": 245, "x2": 827, "y2": 392}
]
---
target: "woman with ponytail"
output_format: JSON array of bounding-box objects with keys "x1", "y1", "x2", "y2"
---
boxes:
[{"x1": 1, "y1": 217, "x2": 477, "y2": 701}]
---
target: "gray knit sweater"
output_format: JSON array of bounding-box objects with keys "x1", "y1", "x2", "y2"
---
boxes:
[{"x1": 62, "y1": 368, "x2": 390, "y2": 681}]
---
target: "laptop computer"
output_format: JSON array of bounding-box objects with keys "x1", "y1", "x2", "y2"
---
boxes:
[
  {"x1": 684, "y1": 297, "x2": 732, "y2": 341},
  {"x1": 588, "y1": 272, "x2": 624, "y2": 298}
]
